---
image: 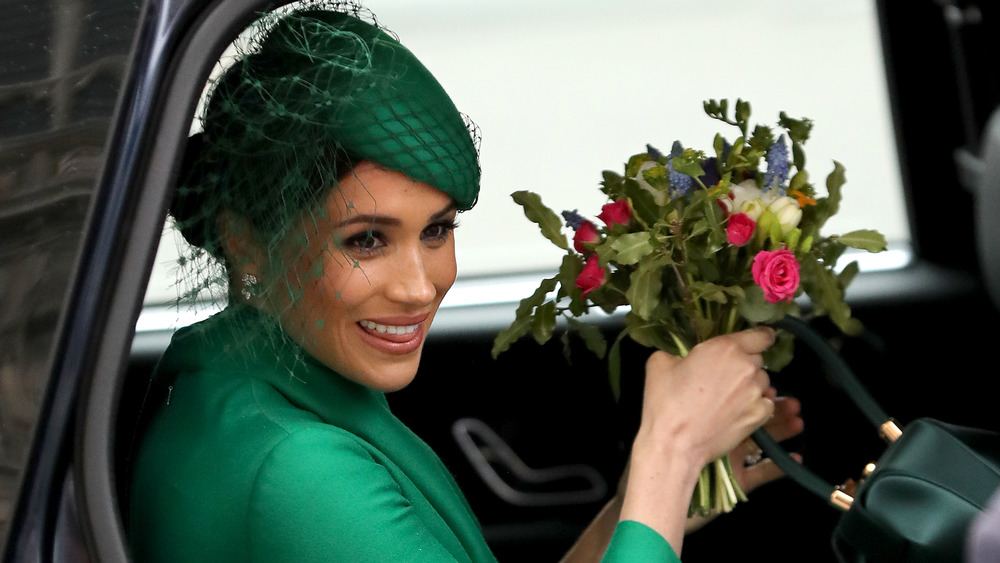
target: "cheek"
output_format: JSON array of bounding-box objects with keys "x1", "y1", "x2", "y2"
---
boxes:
[
  {"x1": 432, "y1": 244, "x2": 458, "y2": 294},
  {"x1": 311, "y1": 257, "x2": 374, "y2": 314}
]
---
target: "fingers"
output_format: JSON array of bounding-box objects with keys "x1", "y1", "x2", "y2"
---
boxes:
[
  {"x1": 727, "y1": 326, "x2": 776, "y2": 354},
  {"x1": 740, "y1": 459, "x2": 784, "y2": 492},
  {"x1": 763, "y1": 396, "x2": 804, "y2": 442},
  {"x1": 639, "y1": 329, "x2": 781, "y2": 465},
  {"x1": 736, "y1": 435, "x2": 804, "y2": 494},
  {"x1": 761, "y1": 395, "x2": 775, "y2": 420}
]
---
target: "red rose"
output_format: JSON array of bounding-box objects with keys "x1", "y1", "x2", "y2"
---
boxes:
[
  {"x1": 597, "y1": 200, "x2": 632, "y2": 228},
  {"x1": 575, "y1": 254, "x2": 607, "y2": 298},
  {"x1": 751, "y1": 249, "x2": 800, "y2": 303},
  {"x1": 726, "y1": 213, "x2": 755, "y2": 246},
  {"x1": 573, "y1": 220, "x2": 600, "y2": 253}
]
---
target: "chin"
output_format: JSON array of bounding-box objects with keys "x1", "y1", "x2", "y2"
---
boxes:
[{"x1": 354, "y1": 359, "x2": 422, "y2": 393}]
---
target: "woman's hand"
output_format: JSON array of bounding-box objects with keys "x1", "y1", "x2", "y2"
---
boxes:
[
  {"x1": 635, "y1": 327, "x2": 777, "y2": 467},
  {"x1": 731, "y1": 392, "x2": 804, "y2": 494},
  {"x1": 683, "y1": 392, "x2": 804, "y2": 534},
  {"x1": 618, "y1": 327, "x2": 777, "y2": 554}
]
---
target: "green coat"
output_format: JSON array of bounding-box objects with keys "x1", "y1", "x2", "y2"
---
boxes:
[{"x1": 128, "y1": 306, "x2": 677, "y2": 562}]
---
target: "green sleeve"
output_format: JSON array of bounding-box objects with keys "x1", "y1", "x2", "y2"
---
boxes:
[
  {"x1": 246, "y1": 429, "x2": 468, "y2": 562},
  {"x1": 602, "y1": 520, "x2": 681, "y2": 562}
]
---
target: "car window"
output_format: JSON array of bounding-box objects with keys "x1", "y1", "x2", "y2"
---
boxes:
[
  {"x1": 141, "y1": 0, "x2": 909, "y2": 321},
  {"x1": 0, "y1": 0, "x2": 143, "y2": 548}
]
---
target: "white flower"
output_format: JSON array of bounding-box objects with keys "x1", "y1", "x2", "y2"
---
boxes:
[
  {"x1": 738, "y1": 199, "x2": 767, "y2": 222},
  {"x1": 729, "y1": 180, "x2": 764, "y2": 209},
  {"x1": 634, "y1": 161, "x2": 670, "y2": 206},
  {"x1": 767, "y1": 195, "x2": 803, "y2": 234}
]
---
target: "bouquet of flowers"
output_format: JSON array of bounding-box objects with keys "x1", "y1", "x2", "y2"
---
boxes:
[{"x1": 492, "y1": 99, "x2": 886, "y2": 515}]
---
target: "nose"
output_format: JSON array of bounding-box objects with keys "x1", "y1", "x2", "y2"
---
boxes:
[{"x1": 386, "y1": 246, "x2": 437, "y2": 306}]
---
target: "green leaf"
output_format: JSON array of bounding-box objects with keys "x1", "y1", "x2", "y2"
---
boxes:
[
  {"x1": 817, "y1": 239, "x2": 847, "y2": 266},
  {"x1": 511, "y1": 191, "x2": 569, "y2": 250},
  {"x1": 792, "y1": 143, "x2": 806, "y2": 171},
  {"x1": 778, "y1": 112, "x2": 814, "y2": 144},
  {"x1": 492, "y1": 314, "x2": 533, "y2": 358},
  {"x1": 567, "y1": 317, "x2": 608, "y2": 359},
  {"x1": 625, "y1": 153, "x2": 653, "y2": 178},
  {"x1": 516, "y1": 277, "x2": 558, "y2": 316},
  {"x1": 790, "y1": 170, "x2": 809, "y2": 190},
  {"x1": 690, "y1": 281, "x2": 742, "y2": 305},
  {"x1": 531, "y1": 300, "x2": 558, "y2": 345},
  {"x1": 671, "y1": 151, "x2": 708, "y2": 178},
  {"x1": 627, "y1": 255, "x2": 668, "y2": 320},
  {"x1": 689, "y1": 281, "x2": 729, "y2": 304},
  {"x1": 493, "y1": 276, "x2": 558, "y2": 358},
  {"x1": 739, "y1": 286, "x2": 786, "y2": 324},
  {"x1": 735, "y1": 99, "x2": 752, "y2": 128},
  {"x1": 824, "y1": 161, "x2": 846, "y2": 215},
  {"x1": 799, "y1": 254, "x2": 862, "y2": 335},
  {"x1": 748, "y1": 125, "x2": 775, "y2": 153},
  {"x1": 763, "y1": 329, "x2": 795, "y2": 372},
  {"x1": 601, "y1": 170, "x2": 625, "y2": 198},
  {"x1": 839, "y1": 260, "x2": 860, "y2": 289},
  {"x1": 622, "y1": 178, "x2": 662, "y2": 224},
  {"x1": 556, "y1": 254, "x2": 589, "y2": 316},
  {"x1": 610, "y1": 232, "x2": 655, "y2": 265},
  {"x1": 834, "y1": 229, "x2": 887, "y2": 252}
]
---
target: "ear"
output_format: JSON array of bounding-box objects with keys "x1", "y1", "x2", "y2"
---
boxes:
[{"x1": 216, "y1": 209, "x2": 267, "y2": 279}]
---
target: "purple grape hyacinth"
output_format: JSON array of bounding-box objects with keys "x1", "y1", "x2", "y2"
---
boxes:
[
  {"x1": 562, "y1": 209, "x2": 586, "y2": 230},
  {"x1": 764, "y1": 137, "x2": 789, "y2": 191},
  {"x1": 667, "y1": 141, "x2": 693, "y2": 195}
]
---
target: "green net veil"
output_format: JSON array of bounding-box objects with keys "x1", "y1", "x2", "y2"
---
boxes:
[{"x1": 167, "y1": 0, "x2": 481, "y2": 325}]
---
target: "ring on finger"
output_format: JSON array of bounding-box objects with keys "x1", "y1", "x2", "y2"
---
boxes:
[{"x1": 743, "y1": 438, "x2": 764, "y2": 466}]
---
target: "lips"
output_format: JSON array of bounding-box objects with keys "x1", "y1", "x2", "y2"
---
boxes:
[{"x1": 357, "y1": 315, "x2": 428, "y2": 354}]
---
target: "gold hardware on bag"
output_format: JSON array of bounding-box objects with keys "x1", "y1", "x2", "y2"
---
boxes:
[
  {"x1": 880, "y1": 420, "x2": 902, "y2": 442},
  {"x1": 838, "y1": 478, "x2": 858, "y2": 497},
  {"x1": 831, "y1": 488, "x2": 854, "y2": 511},
  {"x1": 832, "y1": 462, "x2": 877, "y2": 511}
]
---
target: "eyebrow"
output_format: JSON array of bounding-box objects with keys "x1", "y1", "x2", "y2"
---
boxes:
[{"x1": 335, "y1": 203, "x2": 456, "y2": 228}]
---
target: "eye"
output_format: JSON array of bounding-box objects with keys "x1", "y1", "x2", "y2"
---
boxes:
[
  {"x1": 342, "y1": 229, "x2": 385, "y2": 255},
  {"x1": 422, "y1": 219, "x2": 458, "y2": 244}
]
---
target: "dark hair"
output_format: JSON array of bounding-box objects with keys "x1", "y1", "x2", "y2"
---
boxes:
[
  {"x1": 170, "y1": 132, "x2": 358, "y2": 258},
  {"x1": 169, "y1": 7, "x2": 480, "y2": 266}
]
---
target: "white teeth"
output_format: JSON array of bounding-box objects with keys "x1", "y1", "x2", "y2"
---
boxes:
[{"x1": 360, "y1": 320, "x2": 419, "y2": 335}]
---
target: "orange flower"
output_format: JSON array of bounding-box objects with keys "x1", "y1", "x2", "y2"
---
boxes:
[{"x1": 788, "y1": 189, "x2": 817, "y2": 207}]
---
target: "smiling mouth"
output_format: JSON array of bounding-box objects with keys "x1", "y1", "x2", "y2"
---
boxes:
[{"x1": 359, "y1": 319, "x2": 420, "y2": 336}]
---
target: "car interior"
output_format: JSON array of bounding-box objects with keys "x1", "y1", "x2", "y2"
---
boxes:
[{"x1": 1, "y1": 0, "x2": 999, "y2": 561}]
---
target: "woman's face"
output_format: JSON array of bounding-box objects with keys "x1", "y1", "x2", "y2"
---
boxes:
[{"x1": 271, "y1": 161, "x2": 458, "y2": 391}]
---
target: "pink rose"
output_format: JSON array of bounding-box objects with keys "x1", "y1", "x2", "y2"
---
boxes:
[
  {"x1": 598, "y1": 200, "x2": 632, "y2": 228},
  {"x1": 751, "y1": 249, "x2": 800, "y2": 303},
  {"x1": 576, "y1": 254, "x2": 607, "y2": 298},
  {"x1": 573, "y1": 220, "x2": 600, "y2": 253},
  {"x1": 726, "y1": 213, "x2": 755, "y2": 246}
]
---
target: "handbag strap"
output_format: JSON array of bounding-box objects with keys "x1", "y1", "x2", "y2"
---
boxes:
[
  {"x1": 750, "y1": 316, "x2": 899, "y2": 510},
  {"x1": 772, "y1": 316, "x2": 891, "y2": 430}
]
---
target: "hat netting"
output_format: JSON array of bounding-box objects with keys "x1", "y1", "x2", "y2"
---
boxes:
[{"x1": 167, "y1": 1, "x2": 481, "y2": 318}]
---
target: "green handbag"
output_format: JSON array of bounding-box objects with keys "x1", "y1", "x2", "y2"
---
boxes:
[{"x1": 755, "y1": 316, "x2": 1000, "y2": 562}]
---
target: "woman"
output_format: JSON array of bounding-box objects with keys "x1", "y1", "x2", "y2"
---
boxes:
[{"x1": 128, "y1": 3, "x2": 802, "y2": 561}]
